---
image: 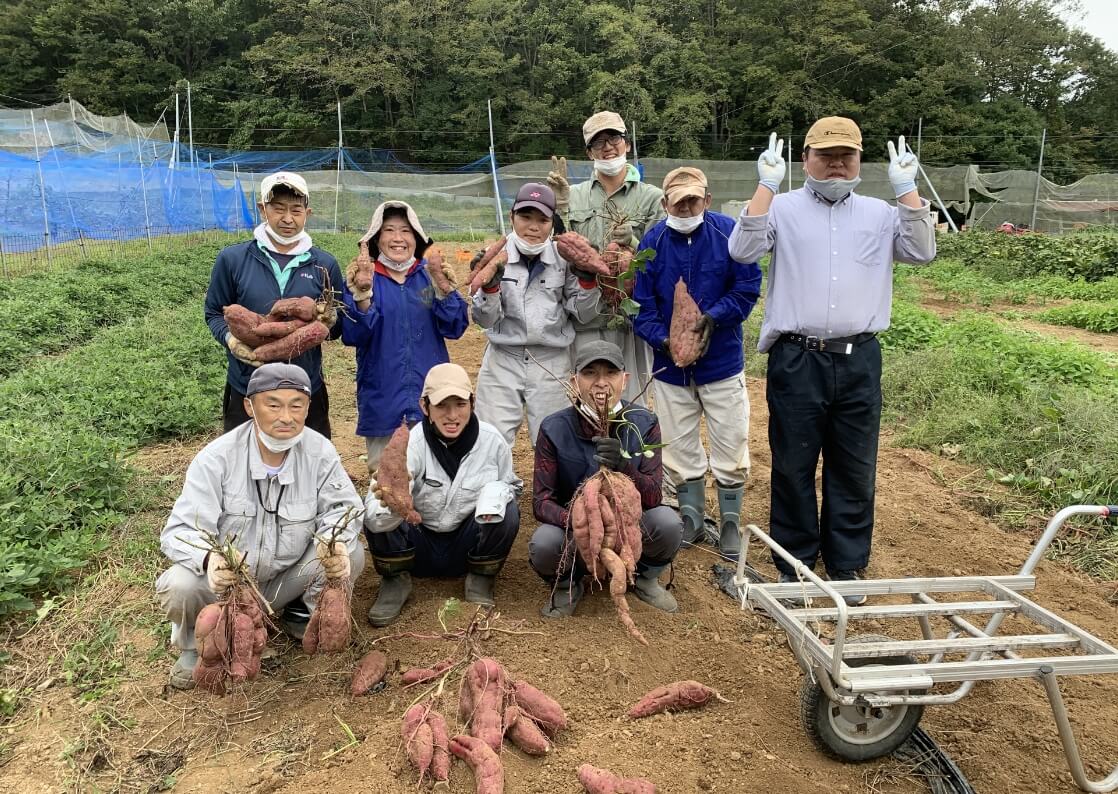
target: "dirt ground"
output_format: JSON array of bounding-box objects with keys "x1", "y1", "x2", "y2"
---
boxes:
[{"x1": 3, "y1": 261, "x2": 1118, "y2": 794}]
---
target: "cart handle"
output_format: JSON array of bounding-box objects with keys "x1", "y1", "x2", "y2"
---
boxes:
[
  {"x1": 1040, "y1": 665, "x2": 1118, "y2": 792},
  {"x1": 1020, "y1": 505, "x2": 1117, "y2": 577},
  {"x1": 736, "y1": 524, "x2": 851, "y2": 685}
]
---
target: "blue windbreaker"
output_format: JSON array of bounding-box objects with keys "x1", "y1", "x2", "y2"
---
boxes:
[
  {"x1": 633, "y1": 212, "x2": 762, "y2": 386},
  {"x1": 340, "y1": 260, "x2": 468, "y2": 437}
]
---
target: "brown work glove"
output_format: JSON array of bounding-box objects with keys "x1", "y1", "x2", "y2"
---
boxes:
[
  {"x1": 425, "y1": 247, "x2": 458, "y2": 297},
  {"x1": 609, "y1": 221, "x2": 635, "y2": 249},
  {"x1": 226, "y1": 333, "x2": 260, "y2": 367},
  {"x1": 345, "y1": 259, "x2": 373, "y2": 302},
  {"x1": 547, "y1": 155, "x2": 570, "y2": 215}
]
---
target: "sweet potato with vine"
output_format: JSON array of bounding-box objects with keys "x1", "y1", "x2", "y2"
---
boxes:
[
  {"x1": 224, "y1": 304, "x2": 268, "y2": 346},
  {"x1": 402, "y1": 703, "x2": 434, "y2": 781},
  {"x1": 376, "y1": 421, "x2": 421, "y2": 524},
  {"x1": 669, "y1": 278, "x2": 703, "y2": 367},
  {"x1": 193, "y1": 585, "x2": 266, "y2": 695},
  {"x1": 402, "y1": 658, "x2": 454, "y2": 685},
  {"x1": 267, "y1": 296, "x2": 317, "y2": 322},
  {"x1": 427, "y1": 709, "x2": 451, "y2": 782},
  {"x1": 510, "y1": 679, "x2": 567, "y2": 736},
  {"x1": 503, "y1": 704, "x2": 550, "y2": 755},
  {"x1": 302, "y1": 579, "x2": 350, "y2": 655},
  {"x1": 466, "y1": 657, "x2": 507, "y2": 753},
  {"x1": 351, "y1": 240, "x2": 375, "y2": 292}
]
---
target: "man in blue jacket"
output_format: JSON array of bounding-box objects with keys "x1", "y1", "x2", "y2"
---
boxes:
[
  {"x1": 204, "y1": 172, "x2": 344, "y2": 437},
  {"x1": 633, "y1": 167, "x2": 762, "y2": 559}
]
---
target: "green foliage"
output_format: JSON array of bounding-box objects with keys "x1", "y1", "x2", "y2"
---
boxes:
[
  {"x1": 878, "y1": 301, "x2": 943, "y2": 351},
  {"x1": 1036, "y1": 301, "x2": 1118, "y2": 333},
  {"x1": 0, "y1": 245, "x2": 224, "y2": 377},
  {"x1": 933, "y1": 230, "x2": 1118, "y2": 283}
]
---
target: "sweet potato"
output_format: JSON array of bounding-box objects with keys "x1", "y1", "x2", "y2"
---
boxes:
[
  {"x1": 403, "y1": 704, "x2": 434, "y2": 781},
  {"x1": 252, "y1": 318, "x2": 309, "y2": 339},
  {"x1": 450, "y1": 734, "x2": 504, "y2": 794},
  {"x1": 627, "y1": 680, "x2": 720, "y2": 719},
  {"x1": 577, "y1": 763, "x2": 657, "y2": 794},
  {"x1": 193, "y1": 585, "x2": 266, "y2": 695},
  {"x1": 402, "y1": 658, "x2": 454, "y2": 685},
  {"x1": 427, "y1": 709, "x2": 451, "y2": 782},
  {"x1": 253, "y1": 320, "x2": 329, "y2": 362},
  {"x1": 600, "y1": 547, "x2": 647, "y2": 646},
  {"x1": 510, "y1": 679, "x2": 567, "y2": 736},
  {"x1": 351, "y1": 650, "x2": 388, "y2": 696},
  {"x1": 352, "y1": 240, "x2": 375, "y2": 292},
  {"x1": 600, "y1": 243, "x2": 635, "y2": 309},
  {"x1": 466, "y1": 657, "x2": 507, "y2": 754},
  {"x1": 425, "y1": 246, "x2": 457, "y2": 295},
  {"x1": 555, "y1": 232, "x2": 611, "y2": 277},
  {"x1": 458, "y1": 668, "x2": 478, "y2": 724},
  {"x1": 503, "y1": 704, "x2": 550, "y2": 755},
  {"x1": 267, "y1": 296, "x2": 317, "y2": 322},
  {"x1": 467, "y1": 237, "x2": 509, "y2": 296},
  {"x1": 302, "y1": 580, "x2": 350, "y2": 655},
  {"x1": 669, "y1": 278, "x2": 703, "y2": 367},
  {"x1": 376, "y1": 421, "x2": 421, "y2": 524},
  {"x1": 224, "y1": 304, "x2": 268, "y2": 346}
]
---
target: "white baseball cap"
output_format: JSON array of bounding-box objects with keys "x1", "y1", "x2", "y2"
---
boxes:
[{"x1": 260, "y1": 172, "x2": 310, "y2": 203}]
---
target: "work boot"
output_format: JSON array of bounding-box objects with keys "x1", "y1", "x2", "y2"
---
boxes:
[
  {"x1": 280, "y1": 600, "x2": 310, "y2": 641},
  {"x1": 541, "y1": 577, "x2": 584, "y2": 618},
  {"x1": 716, "y1": 482, "x2": 745, "y2": 561},
  {"x1": 169, "y1": 650, "x2": 198, "y2": 691},
  {"x1": 828, "y1": 570, "x2": 868, "y2": 607},
  {"x1": 464, "y1": 573, "x2": 496, "y2": 606},
  {"x1": 675, "y1": 478, "x2": 706, "y2": 544},
  {"x1": 367, "y1": 572, "x2": 413, "y2": 627},
  {"x1": 632, "y1": 568, "x2": 678, "y2": 613}
]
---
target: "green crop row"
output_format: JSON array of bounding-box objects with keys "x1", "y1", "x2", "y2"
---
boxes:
[{"x1": 1035, "y1": 301, "x2": 1118, "y2": 333}]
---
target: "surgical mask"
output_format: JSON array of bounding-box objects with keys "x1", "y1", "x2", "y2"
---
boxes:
[
  {"x1": 379, "y1": 255, "x2": 416, "y2": 273},
  {"x1": 510, "y1": 232, "x2": 548, "y2": 257},
  {"x1": 593, "y1": 155, "x2": 627, "y2": 176},
  {"x1": 248, "y1": 410, "x2": 304, "y2": 452},
  {"x1": 666, "y1": 213, "x2": 704, "y2": 234},
  {"x1": 265, "y1": 225, "x2": 305, "y2": 246},
  {"x1": 805, "y1": 175, "x2": 862, "y2": 203}
]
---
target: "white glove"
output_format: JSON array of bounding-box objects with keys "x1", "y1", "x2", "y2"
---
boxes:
[
  {"x1": 226, "y1": 333, "x2": 259, "y2": 366},
  {"x1": 365, "y1": 477, "x2": 390, "y2": 515},
  {"x1": 887, "y1": 135, "x2": 919, "y2": 198},
  {"x1": 547, "y1": 155, "x2": 570, "y2": 213},
  {"x1": 757, "y1": 132, "x2": 786, "y2": 195},
  {"x1": 316, "y1": 540, "x2": 351, "y2": 581},
  {"x1": 206, "y1": 549, "x2": 243, "y2": 594}
]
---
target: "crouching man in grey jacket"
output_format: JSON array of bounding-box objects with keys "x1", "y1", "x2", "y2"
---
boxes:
[
  {"x1": 364, "y1": 363, "x2": 522, "y2": 626},
  {"x1": 157, "y1": 363, "x2": 366, "y2": 689}
]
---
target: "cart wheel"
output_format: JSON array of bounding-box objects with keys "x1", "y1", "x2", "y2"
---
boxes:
[{"x1": 800, "y1": 633, "x2": 925, "y2": 762}]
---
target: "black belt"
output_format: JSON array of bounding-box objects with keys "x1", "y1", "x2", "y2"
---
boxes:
[{"x1": 780, "y1": 332, "x2": 876, "y2": 354}]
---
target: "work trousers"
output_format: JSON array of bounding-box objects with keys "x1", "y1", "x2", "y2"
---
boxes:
[
  {"x1": 766, "y1": 336, "x2": 882, "y2": 575},
  {"x1": 476, "y1": 344, "x2": 572, "y2": 447}
]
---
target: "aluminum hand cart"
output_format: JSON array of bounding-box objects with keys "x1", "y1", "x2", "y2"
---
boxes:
[{"x1": 733, "y1": 505, "x2": 1118, "y2": 792}]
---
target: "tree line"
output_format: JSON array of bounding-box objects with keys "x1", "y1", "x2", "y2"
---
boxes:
[{"x1": 1, "y1": 0, "x2": 1115, "y2": 181}]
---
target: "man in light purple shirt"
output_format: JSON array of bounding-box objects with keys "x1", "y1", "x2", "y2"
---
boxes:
[{"x1": 728, "y1": 117, "x2": 936, "y2": 605}]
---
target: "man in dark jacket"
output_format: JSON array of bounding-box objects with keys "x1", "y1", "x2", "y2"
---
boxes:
[
  {"x1": 633, "y1": 167, "x2": 762, "y2": 560},
  {"x1": 204, "y1": 172, "x2": 344, "y2": 437},
  {"x1": 528, "y1": 340, "x2": 683, "y2": 617}
]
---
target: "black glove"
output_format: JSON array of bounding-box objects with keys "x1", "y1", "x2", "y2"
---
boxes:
[
  {"x1": 468, "y1": 249, "x2": 486, "y2": 272},
  {"x1": 694, "y1": 314, "x2": 714, "y2": 358},
  {"x1": 482, "y1": 263, "x2": 505, "y2": 290},
  {"x1": 593, "y1": 435, "x2": 624, "y2": 471}
]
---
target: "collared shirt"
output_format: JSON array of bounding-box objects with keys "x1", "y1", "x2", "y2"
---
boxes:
[
  {"x1": 160, "y1": 422, "x2": 363, "y2": 583},
  {"x1": 471, "y1": 238, "x2": 600, "y2": 348},
  {"x1": 728, "y1": 188, "x2": 936, "y2": 352}
]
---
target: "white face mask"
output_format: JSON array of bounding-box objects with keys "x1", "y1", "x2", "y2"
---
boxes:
[
  {"x1": 510, "y1": 231, "x2": 548, "y2": 256},
  {"x1": 805, "y1": 175, "x2": 862, "y2": 202},
  {"x1": 379, "y1": 254, "x2": 416, "y2": 273},
  {"x1": 666, "y1": 213, "x2": 704, "y2": 234},
  {"x1": 248, "y1": 409, "x2": 304, "y2": 452},
  {"x1": 266, "y1": 225, "x2": 305, "y2": 246},
  {"x1": 593, "y1": 154, "x2": 627, "y2": 176}
]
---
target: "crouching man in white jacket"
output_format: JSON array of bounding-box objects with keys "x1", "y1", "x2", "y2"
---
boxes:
[{"x1": 364, "y1": 363, "x2": 522, "y2": 626}]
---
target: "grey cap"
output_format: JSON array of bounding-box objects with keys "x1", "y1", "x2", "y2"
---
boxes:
[
  {"x1": 246, "y1": 363, "x2": 312, "y2": 397},
  {"x1": 574, "y1": 340, "x2": 625, "y2": 372}
]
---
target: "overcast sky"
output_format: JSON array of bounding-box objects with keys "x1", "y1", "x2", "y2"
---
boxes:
[{"x1": 1061, "y1": 0, "x2": 1118, "y2": 53}]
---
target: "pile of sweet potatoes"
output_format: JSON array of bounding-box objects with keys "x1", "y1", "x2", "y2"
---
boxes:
[
  {"x1": 302, "y1": 578, "x2": 351, "y2": 655},
  {"x1": 599, "y1": 242, "x2": 636, "y2": 309},
  {"x1": 467, "y1": 237, "x2": 509, "y2": 296},
  {"x1": 668, "y1": 278, "x2": 703, "y2": 368},
  {"x1": 223, "y1": 295, "x2": 331, "y2": 364},
  {"x1": 567, "y1": 469, "x2": 647, "y2": 645},
  {"x1": 376, "y1": 421, "x2": 421, "y2": 524},
  {"x1": 193, "y1": 585, "x2": 267, "y2": 695},
  {"x1": 403, "y1": 702, "x2": 452, "y2": 785}
]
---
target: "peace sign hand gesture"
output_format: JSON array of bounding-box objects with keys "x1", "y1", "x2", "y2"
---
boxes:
[
  {"x1": 887, "y1": 135, "x2": 919, "y2": 199},
  {"x1": 757, "y1": 132, "x2": 786, "y2": 195},
  {"x1": 547, "y1": 155, "x2": 570, "y2": 213}
]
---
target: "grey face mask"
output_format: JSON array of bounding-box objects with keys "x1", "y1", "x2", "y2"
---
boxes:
[{"x1": 805, "y1": 175, "x2": 862, "y2": 202}]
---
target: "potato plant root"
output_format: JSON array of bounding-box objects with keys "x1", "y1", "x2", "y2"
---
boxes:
[
  {"x1": 450, "y1": 734, "x2": 504, "y2": 794},
  {"x1": 350, "y1": 650, "x2": 388, "y2": 696},
  {"x1": 302, "y1": 579, "x2": 351, "y2": 655},
  {"x1": 600, "y1": 242, "x2": 635, "y2": 309},
  {"x1": 193, "y1": 585, "x2": 266, "y2": 695},
  {"x1": 467, "y1": 237, "x2": 509, "y2": 296},
  {"x1": 252, "y1": 320, "x2": 329, "y2": 362},
  {"x1": 376, "y1": 421, "x2": 421, "y2": 524},
  {"x1": 627, "y1": 680, "x2": 721, "y2": 719},
  {"x1": 577, "y1": 763, "x2": 657, "y2": 794},
  {"x1": 669, "y1": 278, "x2": 703, "y2": 367},
  {"x1": 426, "y1": 709, "x2": 451, "y2": 782},
  {"x1": 555, "y1": 232, "x2": 611, "y2": 277}
]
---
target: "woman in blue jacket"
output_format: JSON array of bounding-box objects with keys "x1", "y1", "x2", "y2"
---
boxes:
[{"x1": 340, "y1": 201, "x2": 468, "y2": 471}]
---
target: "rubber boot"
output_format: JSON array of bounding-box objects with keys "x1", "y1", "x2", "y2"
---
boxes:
[
  {"x1": 280, "y1": 599, "x2": 310, "y2": 641},
  {"x1": 675, "y1": 477, "x2": 706, "y2": 545},
  {"x1": 367, "y1": 572, "x2": 413, "y2": 627},
  {"x1": 169, "y1": 649, "x2": 198, "y2": 691},
  {"x1": 632, "y1": 566, "x2": 678, "y2": 613},
  {"x1": 464, "y1": 556, "x2": 503, "y2": 606},
  {"x1": 540, "y1": 577, "x2": 584, "y2": 618},
  {"x1": 716, "y1": 482, "x2": 745, "y2": 561}
]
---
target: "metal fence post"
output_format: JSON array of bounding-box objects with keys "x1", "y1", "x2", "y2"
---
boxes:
[{"x1": 0, "y1": 237, "x2": 7, "y2": 278}]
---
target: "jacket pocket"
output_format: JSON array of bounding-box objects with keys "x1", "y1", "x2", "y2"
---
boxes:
[
  {"x1": 275, "y1": 498, "x2": 317, "y2": 564},
  {"x1": 218, "y1": 498, "x2": 257, "y2": 539},
  {"x1": 412, "y1": 479, "x2": 446, "y2": 526}
]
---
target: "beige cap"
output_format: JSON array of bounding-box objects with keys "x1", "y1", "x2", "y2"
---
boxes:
[
  {"x1": 358, "y1": 200, "x2": 432, "y2": 261},
  {"x1": 804, "y1": 117, "x2": 863, "y2": 151},
  {"x1": 662, "y1": 167, "x2": 708, "y2": 205},
  {"x1": 583, "y1": 111, "x2": 626, "y2": 145},
  {"x1": 260, "y1": 171, "x2": 310, "y2": 203},
  {"x1": 422, "y1": 363, "x2": 473, "y2": 405}
]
